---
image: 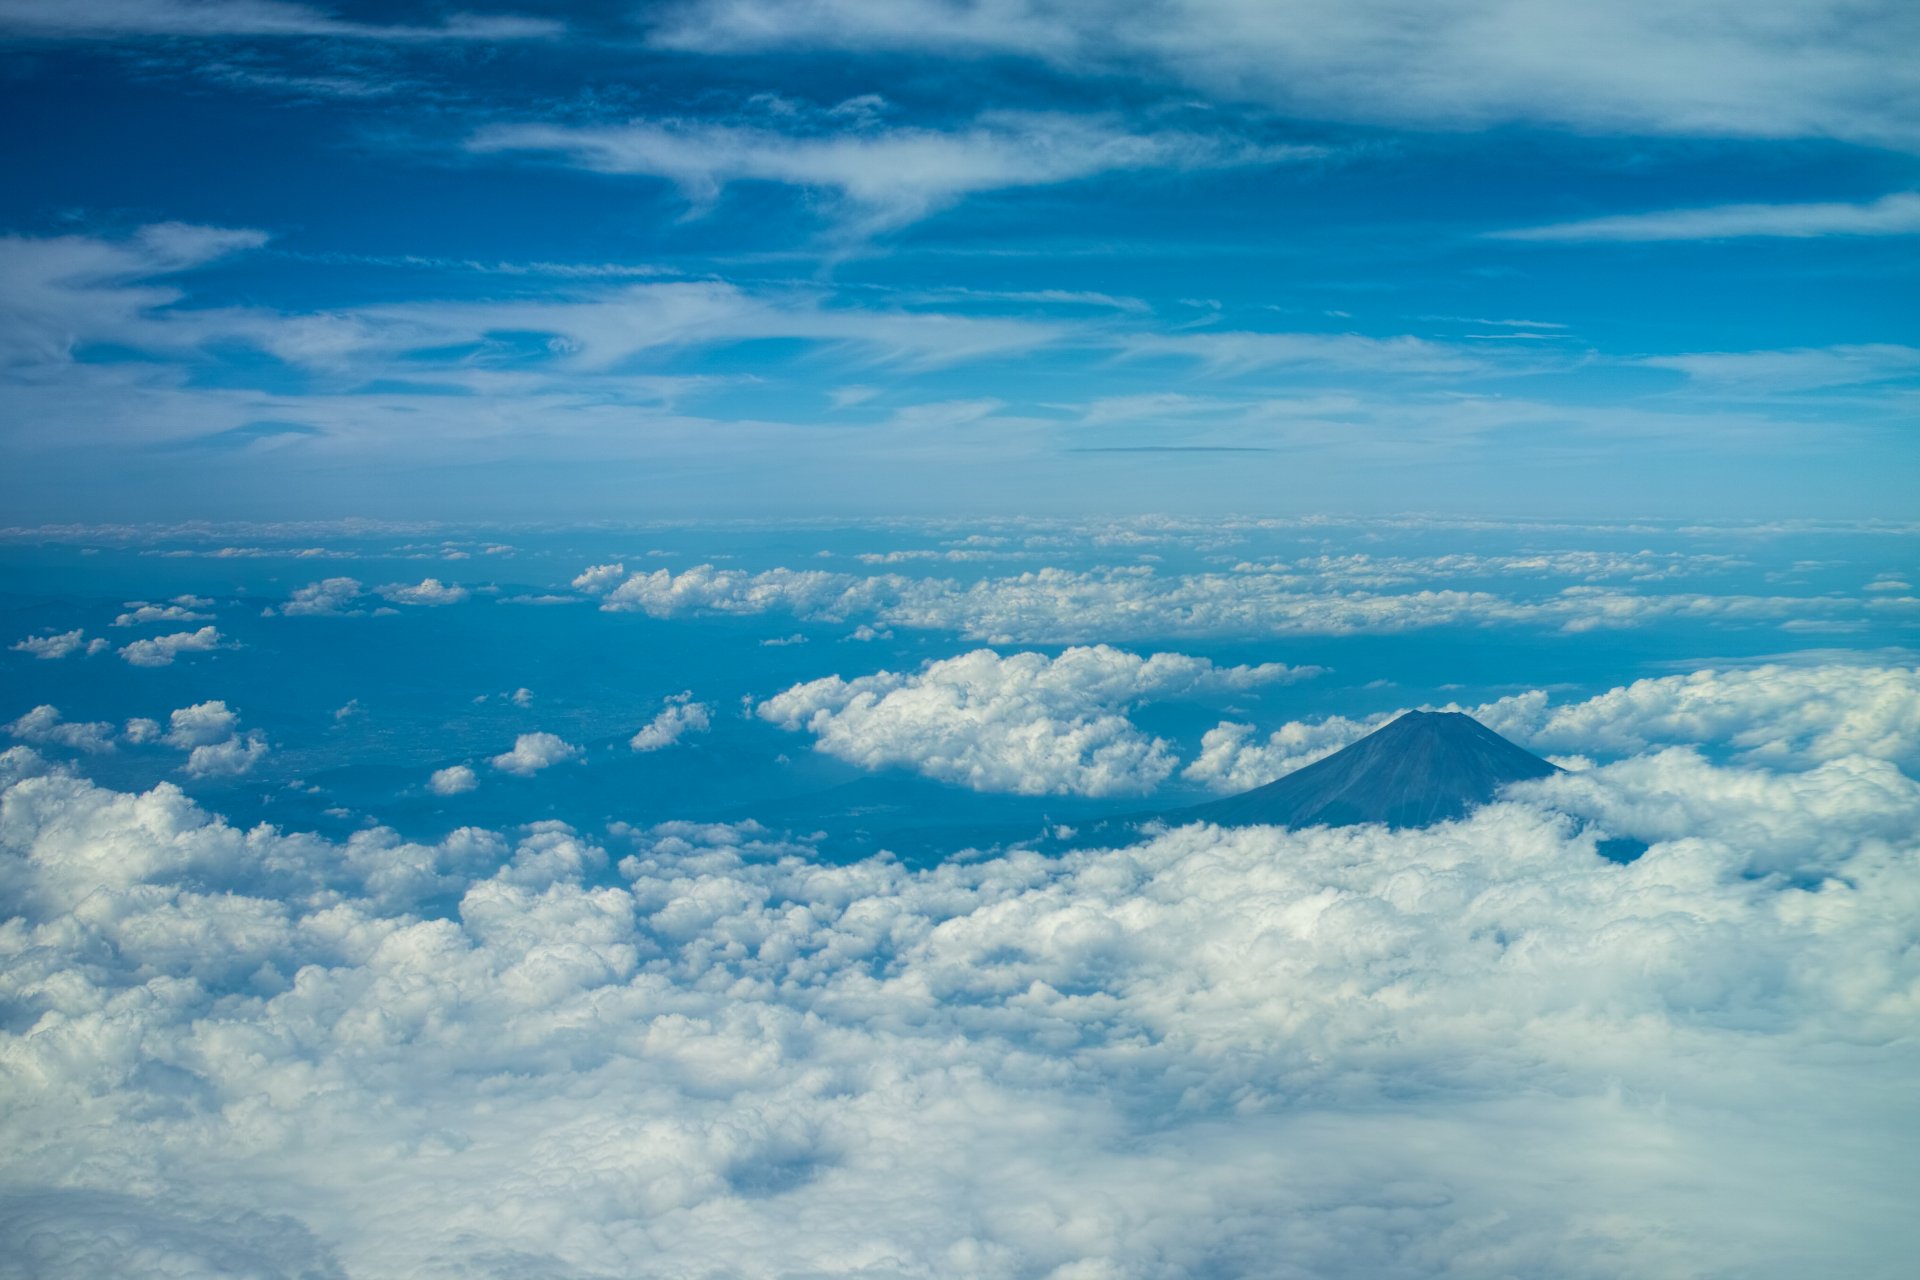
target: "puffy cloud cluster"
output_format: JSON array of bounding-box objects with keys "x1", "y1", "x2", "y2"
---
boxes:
[
  {"x1": 1, "y1": 736, "x2": 1915, "y2": 1277},
  {"x1": 378, "y1": 578, "x2": 469, "y2": 607},
  {"x1": 1476, "y1": 663, "x2": 1920, "y2": 768},
  {"x1": 4, "y1": 700, "x2": 266, "y2": 776},
  {"x1": 1187, "y1": 663, "x2": 1920, "y2": 793},
  {"x1": 162, "y1": 700, "x2": 269, "y2": 778},
  {"x1": 577, "y1": 561, "x2": 1909, "y2": 642},
  {"x1": 3, "y1": 705, "x2": 117, "y2": 754},
  {"x1": 429, "y1": 764, "x2": 479, "y2": 796},
  {"x1": 117, "y1": 625, "x2": 223, "y2": 667},
  {"x1": 112, "y1": 595, "x2": 214, "y2": 627},
  {"x1": 489, "y1": 731, "x2": 581, "y2": 776},
  {"x1": 275, "y1": 576, "x2": 366, "y2": 616},
  {"x1": 630, "y1": 693, "x2": 713, "y2": 752},
  {"x1": 759, "y1": 645, "x2": 1319, "y2": 795},
  {"x1": 10, "y1": 628, "x2": 107, "y2": 659}
]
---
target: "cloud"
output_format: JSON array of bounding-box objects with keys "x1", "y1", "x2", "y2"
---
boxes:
[
  {"x1": 1119, "y1": 329, "x2": 1485, "y2": 376},
  {"x1": 629, "y1": 694, "x2": 713, "y2": 752},
  {"x1": 1475, "y1": 663, "x2": 1920, "y2": 769},
  {"x1": 0, "y1": 227, "x2": 1071, "y2": 405},
  {"x1": 0, "y1": 738, "x2": 1915, "y2": 1276},
  {"x1": 430, "y1": 764, "x2": 479, "y2": 795},
  {"x1": 3, "y1": 705, "x2": 116, "y2": 754},
  {"x1": 163, "y1": 699, "x2": 240, "y2": 747},
  {"x1": 489, "y1": 731, "x2": 581, "y2": 776},
  {"x1": 470, "y1": 109, "x2": 1313, "y2": 232},
  {"x1": 0, "y1": 0, "x2": 560, "y2": 41},
  {"x1": 378, "y1": 578, "x2": 469, "y2": 606},
  {"x1": 1492, "y1": 191, "x2": 1920, "y2": 241},
  {"x1": 758, "y1": 645, "x2": 1320, "y2": 795},
  {"x1": 163, "y1": 700, "x2": 269, "y2": 776},
  {"x1": 1641, "y1": 344, "x2": 1920, "y2": 393},
  {"x1": 576, "y1": 561, "x2": 1901, "y2": 643},
  {"x1": 112, "y1": 597, "x2": 214, "y2": 627},
  {"x1": 10, "y1": 629, "x2": 93, "y2": 659},
  {"x1": 275, "y1": 577, "x2": 365, "y2": 616},
  {"x1": 651, "y1": 0, "x2": 1920, "y2": 148},
  {"x1": 117, "y1": 625, "x2": 223, "y2": 666}
]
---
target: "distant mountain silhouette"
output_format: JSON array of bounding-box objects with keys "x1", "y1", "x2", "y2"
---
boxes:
[{"x1": 1169, "y1": 710, "x2": 1561, "y2": 830}]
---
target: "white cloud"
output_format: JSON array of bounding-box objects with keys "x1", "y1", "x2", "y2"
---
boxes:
[
  {"x1": 112, "y1": 600, "x2": 214, "y2": 626},
  {"x1": 161, "y1": 700, "x2": 268, "y2": 777},
  {"x1": 1494, "y1": 191, "x2": 1920, "y2": 241},
  {"x1": 571, "y1": 562, "x2": 627, "y2": 594},
  {"x1": 1641, "y1": 344, "x2": 1920, "y2": 392},
  {"x1": 630, "y1": 694, "x2": 713, "y2": 752},
  {"x1": 0, "y1": 0, "x2": 560, "y2": 41},
  {"x1": 652, "y1": 0, "x2": 1920, "y2": 148},
  {"x1": 3, "y1": 705, "x2": 116, "y2": 754},
  {"x1": 163, "y1": 700, "x2": 240, "y2": 747},
  {"x1": 180, "y1": 732, "x2": 269, "y2": 778},
  {"x1": 378, "y1": 577, "x2": 469, "y2": 606},
  {"x1": 273, "y1": 577, "x2": 365, "y2": 616},
  {"x1": 759, "y1": 645, "x2": 1319, "y2": 795},
  {"x1": 117, "y1": 625, "x2": 222, "y2": 667},
  {"x1": 577, "y1": 561, "x2": 1897, "y2": 643},
  {"x1": 1475, "y1": 663, "x2": 1920, "y2": 768},
  {"x1": 430, "y1": 764, "x2": 479, "y2": 795},
  {"x1": 489, "y1": 731, "x2": 582, "y2": 776},
  {"x1": 10, "y1": 629, "x2": 88, "y2": 659},
  {"x1": 1119, "y1": 329, "x2": 1484, "y2": 376},
  {"x1": 471, "y1": 109, "x2": 1313, "y2": 232},
  {"x1": 0, "y1": 738, "x2": 1915, "y2": 1277}
]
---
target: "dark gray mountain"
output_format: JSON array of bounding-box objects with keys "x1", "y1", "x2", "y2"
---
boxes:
[{"x1": 1170, "y1": 710, "x2": 1561, "y2": 830}]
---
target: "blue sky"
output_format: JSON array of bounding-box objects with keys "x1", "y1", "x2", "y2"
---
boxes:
[{"x1": 1, "y1": 0, "x2": 1915, "y2": 522}]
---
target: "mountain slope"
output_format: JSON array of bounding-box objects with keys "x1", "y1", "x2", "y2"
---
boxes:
[{"x1": 1172, "y1": 710, "x2": 1560, "y2": 830}]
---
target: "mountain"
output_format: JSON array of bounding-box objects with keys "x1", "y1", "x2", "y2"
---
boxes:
[{"x1": 1168, "y1": 710, "x2": 1561, "y2": 830}]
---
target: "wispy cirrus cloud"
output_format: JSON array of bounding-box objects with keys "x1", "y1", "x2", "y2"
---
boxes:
[
  {"x1": 470, "y1": 109, "x2": 1319, "y2": 232},
  {"x1": 1643, "y1": 344, "x2": 1920, "y2": 393},
  {"x1": 0, "y1": 0, "x2": 559, "y2": 41},
  {"x1": 650, "y1": 0, "x2": 1920, "y2": 148},
  {"x1": 1491, "y1": 192, "x2": 1920, "y2": 242}
]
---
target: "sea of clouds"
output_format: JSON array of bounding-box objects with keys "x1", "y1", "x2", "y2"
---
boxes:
[{"x1": 3, "y1": 655, "x2": 1917, "y2": 1278}]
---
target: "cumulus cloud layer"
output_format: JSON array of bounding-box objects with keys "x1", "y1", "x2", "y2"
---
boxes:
[
  {"x1": 576, "y1": 560, "x2": 1912, "y2": 643},
  {"x1": 759, "y1": 645, "x2": 1319, "y2": 795},
  {"x1": 0, "y1": 735, "x2": 1915, "y2": 1277}
]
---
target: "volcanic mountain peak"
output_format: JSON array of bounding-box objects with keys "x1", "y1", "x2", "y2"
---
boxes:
[{"x1": 1173, "y1": 709, "x2": 1560, "y2": 831}]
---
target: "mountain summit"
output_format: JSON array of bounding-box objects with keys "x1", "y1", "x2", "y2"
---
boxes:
[{"x1": 1172, "y1": 710, "x2": 1560, "y2": 830}]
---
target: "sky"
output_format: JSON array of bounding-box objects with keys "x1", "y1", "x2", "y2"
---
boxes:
[
  {"x1": 0, "y1": 0, "x2": 1916, "y2": 521},
  {"x1": 3, "y1": 5, "x2": 1920, "y2": 1279}
]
